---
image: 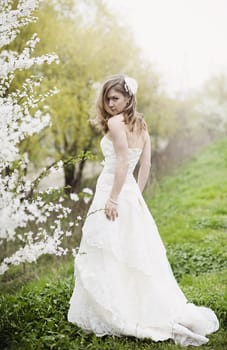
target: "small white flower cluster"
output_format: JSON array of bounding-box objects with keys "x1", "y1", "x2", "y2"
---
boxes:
[
  {"x1": 70, "y1": 187, "x2": 94, "y2": 204},
  {"x1": 0, "y1": 0, "x2": 39, "y2": 48},
  {"x1": 0, "y1": 0, "x2": 73, "y2": 275},
  {"x1": 70, "y1": 193, "x2": 79, "y2": 202},
  {"x1": 82, "y1": 187, "x2": 93, "y2": 204},
  {"x1": 0, "y1": 178, "x2": 73, "y2": 274}
]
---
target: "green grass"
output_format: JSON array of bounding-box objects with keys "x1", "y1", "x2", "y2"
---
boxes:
[
  {"x1": 146, "y1": 137, "x2": 227, "y2": 244},
  {"x1": 0, "y1": 274, "x2": 226, "y2": 350},
  {"x1": 1, "y1": 137, "x2": 227, "y2": 350}
]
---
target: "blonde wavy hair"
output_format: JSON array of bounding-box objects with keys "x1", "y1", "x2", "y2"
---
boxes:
[{"x1": 92, "y1": 74, "x2": 147, "y2": 133}]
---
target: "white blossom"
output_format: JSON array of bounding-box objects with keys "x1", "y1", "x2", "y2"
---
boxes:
[
  {"x1": 83, "y1": 196, "x2": 91, "y2": 204},
  {"x1": 0, "y1": 0, "x2": 72, "y2": 275},
  {"x1": 65, "y1": 231, "x2": 72, "y2": 237},
  {"x1": 70, "y1": 193, "x2": 79, "y2": 202},
  {"x1": 57, "y1": 160, "x2": 63, "y2": 167},
  {"x1": 82, "y1": 187, "x2": 93, "y2": 195}
]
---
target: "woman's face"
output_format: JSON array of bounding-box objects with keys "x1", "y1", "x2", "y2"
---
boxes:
[{"x1": 105, "y1": 88, "x2": 129, "y2": 116}]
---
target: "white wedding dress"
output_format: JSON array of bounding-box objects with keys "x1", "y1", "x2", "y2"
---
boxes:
[{"x1": 67, "y1": 135, "x2": 219, "y2": 346}]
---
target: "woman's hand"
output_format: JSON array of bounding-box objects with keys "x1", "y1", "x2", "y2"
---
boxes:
[{"x1": 105, "y1": 198, "x2": 119, "y2": 221}]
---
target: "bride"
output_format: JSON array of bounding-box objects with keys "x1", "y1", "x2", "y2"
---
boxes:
[{"x1": 67, "y1": 74, "x2": 219, "y2": 346}]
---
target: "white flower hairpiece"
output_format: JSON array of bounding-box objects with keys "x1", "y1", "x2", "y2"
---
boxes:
[{"x1": 124, "y1": 76, "x2": 138, "y2": 95}]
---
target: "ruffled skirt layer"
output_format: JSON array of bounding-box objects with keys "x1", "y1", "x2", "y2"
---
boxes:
[{"x1": 68, "y1": 174, "x2": 219, "y2": 346}]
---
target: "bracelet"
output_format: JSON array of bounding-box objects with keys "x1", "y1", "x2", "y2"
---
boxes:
[{"x1": 109, "y1": 198, "x2": 118, "y2": 205}]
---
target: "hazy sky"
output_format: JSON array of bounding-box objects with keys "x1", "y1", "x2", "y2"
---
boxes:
[{"x1": 104, "y1": 0, "x2": 227, "y2": 95}]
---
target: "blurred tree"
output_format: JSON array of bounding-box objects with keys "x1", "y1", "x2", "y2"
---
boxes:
[
  {"x1": 9, "y1": 0, "x2": 183, "y2": 192},
  {"x1": 28, "y1": 0, "x2": 143, "y2": 192},
  {"x1": 196, "y1": 73, "x2": 227, "y2": 137},
  {"x1": 135, "y1": 64, "x2": 178, "y2": 152},
  {"x1": 15, "y1": 0, "x2": 158, "y2": 192}
]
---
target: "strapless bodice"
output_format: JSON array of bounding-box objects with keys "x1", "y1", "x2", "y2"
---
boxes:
[{"x1": 100, "y1": 135, "x2": 142, "y2": 175}]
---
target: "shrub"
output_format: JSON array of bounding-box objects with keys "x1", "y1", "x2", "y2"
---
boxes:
[{"x1": 166, "y1": 243, "x2": 227, "y2": 280}]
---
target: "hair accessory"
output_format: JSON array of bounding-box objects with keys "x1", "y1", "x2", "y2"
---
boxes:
[{"x1": 124, "y1": 76, "x2": 138, "y2": 95}]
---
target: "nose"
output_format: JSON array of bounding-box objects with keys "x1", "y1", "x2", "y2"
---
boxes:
[{"x1": 109, "y1": 99, "x2": 114, "y2": 107}]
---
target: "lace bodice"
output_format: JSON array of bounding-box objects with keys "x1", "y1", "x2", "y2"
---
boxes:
[{"x1": 100, "y1": 135, "x2": 142, "y2": 175}]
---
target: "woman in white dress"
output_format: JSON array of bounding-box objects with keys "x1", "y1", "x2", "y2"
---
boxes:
[{"x1": 67, "y1": 74, "x2": 219, "y2": 346}]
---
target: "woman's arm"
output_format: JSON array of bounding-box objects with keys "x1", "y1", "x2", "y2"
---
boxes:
[
  {"x1": 137, "y1": 131, "x2": 151, "y2": 193},
  {"x1": 105, "y1": 116, "x2": 129, "y2": 220},
  {"x1": 108, "y1": 116, "x2": 129, "y2": 201}
]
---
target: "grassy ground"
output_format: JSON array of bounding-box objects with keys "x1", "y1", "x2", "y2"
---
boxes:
[{"x1": 0, "y1": 137, "x2": 227, "y2": 350}]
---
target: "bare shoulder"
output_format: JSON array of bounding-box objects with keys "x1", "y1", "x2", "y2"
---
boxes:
[
  {"x1": 107, "y1": 113, "x2": 124, "y2": 125},
  {"x1": 107, "y1": 115, "x2": 127, "y2": 146},
  {"x1": 107, "y1": 114, "x2": 124, "y2": 130}
]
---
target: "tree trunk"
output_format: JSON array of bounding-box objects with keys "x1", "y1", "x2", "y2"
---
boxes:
[
  {"x1": 73, "y1": 157, "x2": 86, "y2": 192},
  {"x1": 63, "y1": 162, "x2": 75, "y2": 194},
  {"x1": 63, "y1": 158, "x2": 87, "y2": 194}
]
